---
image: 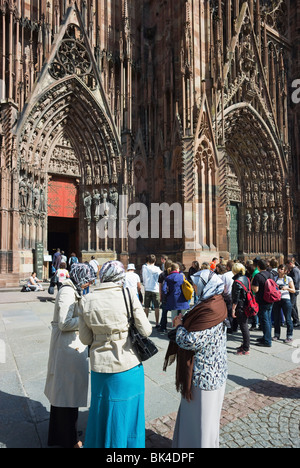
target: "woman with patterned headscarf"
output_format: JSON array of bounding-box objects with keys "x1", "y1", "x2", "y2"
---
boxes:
[
  {"x1": 44, "y1": 263, "x2": 95, "y2": 448},
  {"x1": 164, "y1": 269, "x2": 228, "y2": 448},
  {"x1": 79, "y1": 260, "x2": 152, "y2": 448}
]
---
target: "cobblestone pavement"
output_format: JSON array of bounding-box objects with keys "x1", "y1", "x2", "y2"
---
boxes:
[
  {"x1": 0, "y1": 289, "x2": 299, "y2": 448},
  {"x1": 146, "y1": 368, "x2": 300, "y2": 448}
]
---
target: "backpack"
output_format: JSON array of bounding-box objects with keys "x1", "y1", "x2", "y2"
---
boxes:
[
  {"x1": 261, "y1": 273, "x2": 281, "y2": 303},
  {"x1": 69, "y1": 256, "x2": 78, "y2": 266},
  {"x1": 235, "y1": 277, "x2": 259, "y2": 318},
  {"x1": 181, "y1": 276, "x2": 194, "y2": 301}
]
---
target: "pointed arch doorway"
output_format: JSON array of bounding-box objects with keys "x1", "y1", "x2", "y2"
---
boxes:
[
  {"x1": 17, "y1": 75, "x2": 122, "y2": 268},
  {"x1": 222, "y1": 104, "x2": 288, "y2": 259},
  {"x1": 47, "y1": 179, "x2": 80, "y2": 267}
]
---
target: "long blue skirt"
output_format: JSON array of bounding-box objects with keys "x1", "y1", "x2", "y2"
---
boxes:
[{"x1": 84, "y1": 364, "x2": 145, "y2": 448}]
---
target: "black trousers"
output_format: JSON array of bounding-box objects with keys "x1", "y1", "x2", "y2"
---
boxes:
[
  {"x1": 236, "y1": 309, "x2": 250, "y2": 351},
  {"x1": 48, "y1": 405, "x2": 79, "y2": 448},
  {"x1": 290, "y1": 293, "x2": 299, "y2": 324}
]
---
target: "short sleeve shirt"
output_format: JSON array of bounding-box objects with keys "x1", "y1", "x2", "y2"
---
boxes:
[{"x1": 252, "y1": 270, "x2": 273, "y2": 305}]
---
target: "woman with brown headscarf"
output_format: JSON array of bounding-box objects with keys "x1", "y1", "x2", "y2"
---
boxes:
[{"x1": 163, "y1": 269, "x2": 228, "y2": 448}]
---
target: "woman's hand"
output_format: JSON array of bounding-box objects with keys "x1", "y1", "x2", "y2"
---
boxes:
[{"x1": 173, "y1": 313, "x2": 183, "y2": 328}]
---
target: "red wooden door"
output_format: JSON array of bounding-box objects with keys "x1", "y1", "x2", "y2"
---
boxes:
[{"x1": 48, "y1": 178, "x2": 79, "y2": 218}]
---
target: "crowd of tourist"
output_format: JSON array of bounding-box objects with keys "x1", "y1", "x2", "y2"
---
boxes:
[{"x1": 43, "y1": 251, "x2": 300, "y2": 450}]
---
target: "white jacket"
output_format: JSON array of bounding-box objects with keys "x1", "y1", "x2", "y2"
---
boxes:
[
  {"x1": 79, "y1": 283, "x2": 152, "y2": 373},
  {"x1": 142, "y1": 264, "x2": 162, "y2": 292}
]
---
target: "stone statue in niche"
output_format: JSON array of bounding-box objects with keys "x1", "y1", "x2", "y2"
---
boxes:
[
  {"x1": 93, "y1": 189, "x2": 101, "y2": 220},
  {"x1": 254, "y1": 209, "x2": 260, "y2": 233},
  {"x1": 39, "y1": 186, "x2": 46, "y2": 212},
  {"x1": 261, "y1": 191, "x2": 267, "y2": 208},
  {"x1": 19, "y1": 176, "x2": 28, "y2": 209},
  {"x1": 276, "y1": 209, "x2": 284, "y2": 233},
  {"x1": 245, "y1": 211, "x2": 252, "y2": 233},
  {"x1": 253, "y1": 191, "x2": 259, "y2": 209},
  {"x1": 85, "y1": 164, "x2": 92, "y2": 185},
  {"x1": 27, "y1": 177, "x2": 33, "y2": 210},
  {"x1": 109, "y1": 187, "x2": 119, "y2": 211},
  {"x1": 111, "y1": 158, "x2": 118, "y2": 184},
  {"x1": 102, "y1": 165, "x2": 109, "y2": 184},
  {"x1": 94, "y1": 166, "x2": 101, "y2": 185},
  {"x1": 269, "y1": 208, "x2": 276, "y2": 232},
  {"x1": 33, "y1": 183, "x2": 40, "y2": 211},
  {"x1": 226, "y1": 206, "x2": 231, "y2": 232},
  {"x1": 83, "y1": 191, "x2": 92, "y2": 220},
  {"x1": 262, "y1": 209, "x2": 268, "y2": 233},
  {"x1": 268, "y1": 192, "x2": 275, "y2": 208}
]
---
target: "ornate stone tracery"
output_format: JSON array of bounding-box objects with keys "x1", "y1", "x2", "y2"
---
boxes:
[{"x1": 49, "y1": 24, "x2": 97, "y2": 90}]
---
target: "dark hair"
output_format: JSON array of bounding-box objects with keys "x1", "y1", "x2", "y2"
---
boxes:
[
  {"x1": 258, "y1": 259, "x2": 267, "y2": 270},
  {"x1": 269, "y1": 258, "x2": 278, "y2": 268},
  {"x1": 246, "y1": 264, "x2": 255, "y2": 277},
  {"x1": 216, "y1": 263, "x2": 226, "y2": 274},
  {"x1": 146, "y1": 254, "x2": 156, "y2": 264}
]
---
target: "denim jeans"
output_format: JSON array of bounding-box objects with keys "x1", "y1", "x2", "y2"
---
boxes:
[
  {"x1": 159, "y1": 301, "x2": 169, "y2": 330},
  {"x1": 258, "y1": 303, "x2": 273, "y2": 346},
  {"x1": 273, "y1": 299, "x2": 293, "y2": 339}
]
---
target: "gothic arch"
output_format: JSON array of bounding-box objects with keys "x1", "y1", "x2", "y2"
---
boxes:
[
  {"x1": 17, "y1": 75, "x2": 121, "y2": 180},
  {"x1": 16, "y1": 75, "x2": 122, "y2": 254},
  {"x1": 194, "y1": 135, "x2": 217, "y2": 250},
  {"x1": 222, "y1": 103, "x2": 289, "y2": 256}
]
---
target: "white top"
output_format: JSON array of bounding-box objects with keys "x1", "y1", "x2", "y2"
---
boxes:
[
  {"x1": 222, "y1": 271, "x2": 234, "y2": 297},
  {"x1": 276, "y1": 276, "x2": 292, "y2": 300},
  {"x1": 56, "y1": 268, "x2": 70, "y2": 283},
  {"x1": 142, "y1": 264, "x2": 162, "y2": 293},
  {"x1": 89, "y1": 259, "x2": 99, "y2": 274},
  {"x1": 28, "y1": 275, "x2": 38, "y2": 286},
  {"x1": 124, "y1": 271, "x2": 141, "y2": 293}
]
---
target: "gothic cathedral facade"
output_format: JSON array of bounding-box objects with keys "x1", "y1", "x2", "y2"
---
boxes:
[{"x1": 0, "y1": 0, "x2": 299, "y2": 285}]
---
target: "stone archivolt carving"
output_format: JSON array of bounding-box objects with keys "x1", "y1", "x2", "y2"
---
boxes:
[
  {"x1": 48, "y1": 135, "x2": 80, "y2": 177},
  {"x1": 18, "y1": 78, "x2": 120, "y2": 192}
]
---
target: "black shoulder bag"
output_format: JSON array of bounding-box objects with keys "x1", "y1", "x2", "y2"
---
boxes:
[{"x1": 122, "y1": 288, "x2": 158, "y2": 362}]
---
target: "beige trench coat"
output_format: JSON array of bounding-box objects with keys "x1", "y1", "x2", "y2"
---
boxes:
[
  {"x1": 44, "y1": 280, "x2": 89, "y2": 408},
  {"x1": 79, "y1": 283, "x2": 152, "y2": 373}
]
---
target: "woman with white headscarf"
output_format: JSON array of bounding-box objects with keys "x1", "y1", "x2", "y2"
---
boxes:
[
  {"x1": 79, "y1": 260, "x2": 152, "y2": 448},
  {"x1": 45, "y1": 263, "x2": 96, "y2": 448},
  {"x1": 164, "y1": 269, "x2": 228, "y2": 448}
]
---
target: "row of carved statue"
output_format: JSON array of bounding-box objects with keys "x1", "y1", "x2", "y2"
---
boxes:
[
  {"x1": 19, "y1": 176, "x2": 46, "y2": 213},
  {"x1": 226, "y1": 206, "x2": 284, "y2": 234},
  {"x1": 83, "y1": 187, "x2": 119, "y2": 221}
]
